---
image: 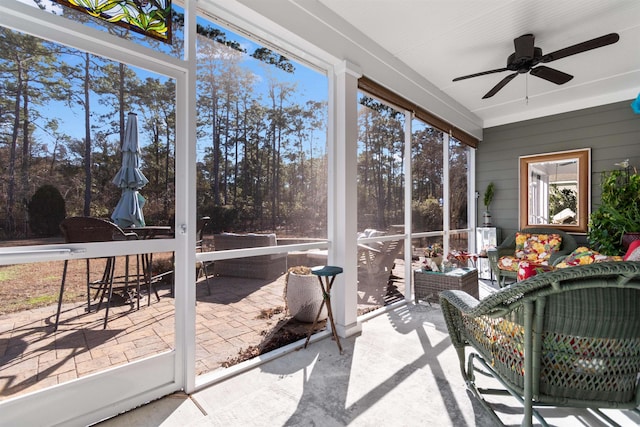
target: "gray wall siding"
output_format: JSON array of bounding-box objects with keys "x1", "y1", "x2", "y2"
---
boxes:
[{"x1": 477, "y1": 100, "x2": 640, "y2": 243}]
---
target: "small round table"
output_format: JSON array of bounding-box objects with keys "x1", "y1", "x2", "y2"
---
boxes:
[{"x1": 304, "y1": 265, "x2": 343, "y2": 354}]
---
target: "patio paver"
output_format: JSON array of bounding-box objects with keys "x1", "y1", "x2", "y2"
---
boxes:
[{"x1": 0, "y1": 265, "x2": 406, "y2": 401}]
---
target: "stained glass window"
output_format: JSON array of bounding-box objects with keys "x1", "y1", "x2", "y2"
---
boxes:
[{"x1": 52, "y1": 0, "x2": 172, "y2": 43}]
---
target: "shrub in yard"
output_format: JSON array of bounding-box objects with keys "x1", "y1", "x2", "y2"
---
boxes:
[
  {"x1": 202, "y1": 205, "x2": 238, "y2": 233},
  {"x1": 412, "y1": 198, "x2": 443, "y2": 231},
  {"x1": 28, "y1": 185, "x2": 66, "y2": 237}
]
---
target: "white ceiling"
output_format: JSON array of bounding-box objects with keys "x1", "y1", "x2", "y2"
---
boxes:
[{"x1": 233, "y1": 0, "x2": 640, "y2": 128}]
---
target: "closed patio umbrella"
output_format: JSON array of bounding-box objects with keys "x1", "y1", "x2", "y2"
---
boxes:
[{"x1": 111, "y1": 112, "x2": 149, "y2": 228}]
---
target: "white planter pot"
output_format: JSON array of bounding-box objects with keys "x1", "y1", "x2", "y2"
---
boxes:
[
  {"x1": 286, "y1": 272, "x2": 327, "y2": 323},
  {"x1": 482, "y1": 211, "x2": 492, "y2": 226}
]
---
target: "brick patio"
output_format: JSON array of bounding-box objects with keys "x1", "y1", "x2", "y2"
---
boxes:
[{"x1": 0, "y1": 264, "x2": 406, "y2": 401}]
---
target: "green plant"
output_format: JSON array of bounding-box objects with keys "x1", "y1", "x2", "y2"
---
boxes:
[
  {"x1": 588, "y1": 169, "x2": 640, "y2": 255},
  {"x1": 549, "y1": 185, "x2": 577, "y2": 220},
  {"x1": 200, "y1": 205, "x2": 238, "y2": 233},
  {"x1": 483, "y1": 182, "x2": 495, "y2": 210},
  {"x1": 28, "y1": 185, "x2": 66, "y2": 237},
  {"x1": 411, "y1": 198, "x2": 443, "y2": 231}
]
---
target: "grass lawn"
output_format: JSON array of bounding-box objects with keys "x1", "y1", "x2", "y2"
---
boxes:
[{"x1": 0, "y1": 254, "x2": 174, "y2": 315}]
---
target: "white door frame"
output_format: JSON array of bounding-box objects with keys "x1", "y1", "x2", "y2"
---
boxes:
[{"x1": 0, "y1": 2, "x2": 195, "y2": 424}]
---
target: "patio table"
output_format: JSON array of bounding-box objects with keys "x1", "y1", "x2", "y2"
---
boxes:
[
  {"x1": 414, "y1": 267, "x2": 478, "y2": 304},
  {"x1": 125, "y1": 225, "x2": 173, "y2": 240},
  {"x1": 125, "y1": 226, "x2": 174, "y2": 302}
]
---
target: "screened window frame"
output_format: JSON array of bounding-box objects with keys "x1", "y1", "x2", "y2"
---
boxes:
[{"x1": 358, "y1": 76, "x2": 479, "y2": 149}]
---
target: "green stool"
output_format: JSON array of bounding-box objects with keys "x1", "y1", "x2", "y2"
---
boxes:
[{"x1": 304, "y1": 265, "x2": 343, "y2": 353}]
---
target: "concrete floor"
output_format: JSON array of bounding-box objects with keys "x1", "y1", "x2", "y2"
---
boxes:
[{"x1": 97, "y1": 295, "x2": 640, "y2": 427}]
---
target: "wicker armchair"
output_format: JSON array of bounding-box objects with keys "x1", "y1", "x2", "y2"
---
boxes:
[
  {"x1": 488, "y1": 227, "x2": 578, "y2": 286},
  {"x1": 439, "y1": 262, "x2": 640, "y2": 427}
]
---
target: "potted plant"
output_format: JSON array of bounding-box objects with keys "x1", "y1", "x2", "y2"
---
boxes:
[
  {"x1": 483, "y1": 182, "x2": 495, "y2": 226},
  {"x1": 283, "y1": 266, "x2": 327, "y2": 323},
  {"x1": 588, "y1": 167, "x2": 640, "y2": 255}
]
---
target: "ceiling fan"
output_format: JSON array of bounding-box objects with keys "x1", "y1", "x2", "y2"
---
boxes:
[{"x1": 452, "y1": 33, "x2": 620, "y2": 99}]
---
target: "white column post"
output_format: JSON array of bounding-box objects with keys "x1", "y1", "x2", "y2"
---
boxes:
[
  {"x1": 180, "y1": 0, "x2": 198, "y2": 394},
  {"x1": 329, "y1": 60, "x2": 361, "y2": 338},
  {"x1": 469, "y1": 147, "x2": 477, "y2": 253},
  {"x1": 443, "y1": 133, "x2": 450, "y2": 254},
  {"x1": 404, "y1": 111, "x2": 413, "y2": 301}
]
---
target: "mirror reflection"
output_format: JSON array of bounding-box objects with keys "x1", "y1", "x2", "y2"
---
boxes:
[
  {"x1": 519, "y1": 149, "x2": 590, "y2": 233},
  {"x1": 528, "y1": 159, "x2": 578, "y2": 225}
]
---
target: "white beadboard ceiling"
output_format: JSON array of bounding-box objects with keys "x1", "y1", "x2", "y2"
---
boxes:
[{"x1": 232, "y1": 0, "x2": 640, "y2": 129}]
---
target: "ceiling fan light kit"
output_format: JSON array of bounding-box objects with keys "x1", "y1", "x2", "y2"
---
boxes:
[{"x1": 453, "y1": 33, "x2": 620, "y2": 99}]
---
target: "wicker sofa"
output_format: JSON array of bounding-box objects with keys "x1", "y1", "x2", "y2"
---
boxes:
[
  {"x1": 212, "y1": 233, "x2": 287, "y2": 280},
  {"x1": 439, "y1": 262, "x2": 640, "y2": 426},
  {"x1": 487, "y1": 227, "x2": 578, "y2": 287}
]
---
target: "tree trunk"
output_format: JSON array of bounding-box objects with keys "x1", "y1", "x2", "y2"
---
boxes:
[
  {"x1": 118, "y1": 63, "x2": 126, "y2": 149},
  {"x1": 7, "y1": 67, "x2": 22, "y2": 235},
  {"x1": 83, "y1": 52, "x2": 92, "y2": 216},
  {"x1": 211, "y1": 88, "x2": 221, "y2": 206},
  {"x1": 163, "y1": 115, "x2": 171, "y2": 217},
  {"x1": 21, "y1": 82, "x2": 31, "y2": 236}
]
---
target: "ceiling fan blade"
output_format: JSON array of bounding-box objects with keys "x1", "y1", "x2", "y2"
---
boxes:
[
  {"x1": 514, "y1": 34, "x2": 535, "y2": 60},
  {"x1": 541, "y1": 33, "x2": 619, "y2": 63},
  {"x1": 452, "y1": 67, "x2": 509, "y2": 82},
  {"x1": 530, "y1": 66, "x2": 573, "y2": 84},
  {"x1": 482, "y1": 72, "x2": 518, "y2": 99}
]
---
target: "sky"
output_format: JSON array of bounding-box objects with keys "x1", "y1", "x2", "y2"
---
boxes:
[{"x1": 14, "y1": 0, "x2": 328, "y2": 161}]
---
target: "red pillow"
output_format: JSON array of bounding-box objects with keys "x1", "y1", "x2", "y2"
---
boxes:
[
  {"x1": 517, "y1": 261, "x2": 554, "y2": 281},
  {"x1": 624, "y1": 240, "x2": 640, "y2": 261}
]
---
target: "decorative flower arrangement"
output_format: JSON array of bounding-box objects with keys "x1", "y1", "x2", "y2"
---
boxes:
[
  {"x1": 424, "y1": 243, "x2": 443, "y2": 258},
  {"x1": 447, "y1": 250, "x2": 478, "y2": 267},
  {"x1": 423, "y1": 244, "x2": 444, "y2": 271}
]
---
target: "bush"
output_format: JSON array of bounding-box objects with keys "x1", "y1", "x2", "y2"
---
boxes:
[
  {"x1": 201, "y1": 205, "x2": 238, "y2": 233},
  {"x1": 588, "y1": 169, "x2": 640, "y2": 255},
  {"x1": 28, "y1": 185, "x2": 66, "y2": 237},
  {"x1": 412, "y1": 198, "x2": 443, "y2": 231}
]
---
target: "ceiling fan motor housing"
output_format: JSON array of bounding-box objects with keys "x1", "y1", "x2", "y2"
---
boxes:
[{"x1": 508, "y1": 47, "x2": 543, "y2": 73}]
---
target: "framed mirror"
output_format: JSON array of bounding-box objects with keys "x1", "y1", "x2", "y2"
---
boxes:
[{"x1": 519, "y1": 148, "x2": 590, "y2": 233}]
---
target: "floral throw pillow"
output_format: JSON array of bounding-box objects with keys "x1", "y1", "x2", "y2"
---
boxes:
[
  {"x1": 498, "y1": 256, "x2": 520, "y2": 271},
  {"x1": 515, "y1": 233, "x2": 562, "y2": 261},
  {"x1": 555, "y1": 247, "x2": 623, "y2": 268},
  {"x1": 514, "y1": 232, "x2": 528, "y2": 258}
]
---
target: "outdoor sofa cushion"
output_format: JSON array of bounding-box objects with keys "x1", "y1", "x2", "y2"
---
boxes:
[
  {"x1": 488, "y1": 227, "x2": 578, "y2": 288},
  {"x1": 213, "y1": 232, "x2": 287, "y2": 280},
  {"x1": 555, "y1": 246, "x2": 623, "y2": 268},
  {"x1": 518, "y1": 246, "x2": 625, "y2": 280}
]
